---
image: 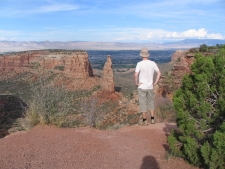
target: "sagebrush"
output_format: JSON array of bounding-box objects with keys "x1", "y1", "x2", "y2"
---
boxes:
[{"x1": 23, "y1": 71, "x2": 74, "y2": 127}]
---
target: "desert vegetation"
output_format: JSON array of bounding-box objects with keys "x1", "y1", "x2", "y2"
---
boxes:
[
  {"x1": 0, "y1": 69, "x2": 140, "y2": 133},
  {"x1": 168, "y1": 45, "x2": 225, "y2": 169},
  {"x1": 22, "y1": 71, "x2": 75, "y2": 128}
]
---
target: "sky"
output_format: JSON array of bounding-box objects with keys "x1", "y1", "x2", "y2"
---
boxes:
[{"x1": 0, "y1": 0, "x2": 224, "y2": 43}]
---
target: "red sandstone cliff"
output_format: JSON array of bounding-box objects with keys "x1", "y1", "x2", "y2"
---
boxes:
[
  {"x1": 0, "y1": 50, "x2": 93, "y2": 78},
  {"x1": 0, "y1": 50, "x2": 98, "y2": 90},
  {"x1": 170, "y1": 50, "x2": 195, "y2": 86},
  {"x1": 158, "y1": 50, "x2": 196, "y2": 98},
  {"x1": 0, "y1": 50, "x2": 118, "y2": 93},
  {"x1": 160, "y1": 48, "x2": 215, "y2": 97}
]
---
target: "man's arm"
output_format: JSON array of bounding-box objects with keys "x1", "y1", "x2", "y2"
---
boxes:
[
  {"x1": 153, "y1": 70, "x2": 161, "y2": 85},
  {"x1": 134, "y1": 72, "x2": 139, "y2": 86}
]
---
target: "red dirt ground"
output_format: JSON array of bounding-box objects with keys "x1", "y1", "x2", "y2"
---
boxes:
[{"x1": 0, "y1": 123, "x2": 200, "y2": 169}]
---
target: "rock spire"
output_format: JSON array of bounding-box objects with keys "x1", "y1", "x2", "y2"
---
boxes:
[{"x1": 101, "y1": 55, "x2": 115, "y2": 93}]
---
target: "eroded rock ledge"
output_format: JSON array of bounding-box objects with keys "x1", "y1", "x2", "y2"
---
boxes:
[
  {"x1": 0, "y1": 50, "x2": 114, "y2": 92},
  {"x1": 0, "y1": 50, "x2": 93, "y2": 78}
]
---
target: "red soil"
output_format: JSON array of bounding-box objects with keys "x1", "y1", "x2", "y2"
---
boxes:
[{"x1": 0, "y1": 123, "x2": 199, "y2": 169}]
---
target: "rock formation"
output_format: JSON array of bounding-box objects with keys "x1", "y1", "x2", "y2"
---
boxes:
[
  {"x1": 0, "y1": 50, "x2": 93, "y2": 79},
  {"x1": 101, "y1": 55, "x2": 115, "y2": 93},
  {"x1": 0, "y1": 50, "x2": 99, "y2": 90},
  {"x1": 0, "y1": 50, "x2": 119, "y2": 92},
  {"x1": 158, "y1": 49, "x2": 215, "y2": 99},
  {"x1": 170, "y1": 50, "x2": 194, "y2": 86},
  {"x1": 170, "y1": 50, "x2": 212, "y2": 87},
  {"x1": 158, "y1": 50, "x2": 196, "y2": 98}
]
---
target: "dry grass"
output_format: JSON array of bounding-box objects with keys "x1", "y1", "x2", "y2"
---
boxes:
[
  {"x1": 1, "y1": 60, "x2": 176, "y2": 132},
  {"x1": 19, "y1": 70, "x2": 75, "y2": 128}
]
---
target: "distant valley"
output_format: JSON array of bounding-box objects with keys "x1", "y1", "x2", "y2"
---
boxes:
[{"x1": 0, "y1": 39, "x2": 224, "y2": 53}]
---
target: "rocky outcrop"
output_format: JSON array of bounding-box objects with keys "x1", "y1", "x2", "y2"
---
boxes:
[
  {"x1": 158, "y1": 50, "x2": 196, "y2": 98},
  {"x1": 170, "y1": 51, "x2": 213, "y2": 87},
  {"x1": 0, "y1": 50, "x2": 119, "y2": 92},
  {"x1": 0, "y1": 50, "x2": 98, "y2": 91},
  {"x1": 0, "y1": 50, "x2": 93, "y2": 79},
  {"x1": 170, "y1": 50, "x2": 194, "y2": 86},
  {"x1": 101, "y1": 55, "x2": 115, "y2": 93}
]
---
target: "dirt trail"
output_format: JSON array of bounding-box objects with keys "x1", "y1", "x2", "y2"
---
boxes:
[{"x1": 0, "y1": 123, "x2": 199, "y2": 169}]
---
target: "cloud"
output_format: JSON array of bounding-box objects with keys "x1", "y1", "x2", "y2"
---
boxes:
[
  {"x1": 0, "y1": 1, "x2": 79, "y2": 16},
  {"x1": 0, "y1": 28, "x2": 223, "y2": 43},
  {"x1": 0, "y1": 37, "x2": 6, "y2": 40},
  {"x1": 38, "y1": 4, "x2": 79, "y2": 13},
  {"x1": 167, "y1": 29, "x2": 207, "y2": 38},
  {"x1": 43, "y1": 28, "x2": 225, "y2": 42},
  {"x1": 0, "y1": 36, "x2": 18, "y2": 41},
  {"x1": 0, "y1": 30, "x2": 17, "y2": 33},
  {"x1": 111, "y1": 28, "x2": 224, "y2": 42},
  {"x1": 0, "y1": 30, "x2": 21, "y2": 38},
  {"x1": 166, "y1": 28, "x2": 224, "y2": 39},
  {"x1": 206, "y1": 33, "x2": 224, "y2": 39}
]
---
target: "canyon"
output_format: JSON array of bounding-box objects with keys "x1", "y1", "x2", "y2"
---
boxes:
[
  {"x1": 0, "y1": 50, "x2": 115, "y2": 91},
  {"x1": 0, "y1": 48, "x2": 201, "y2": 137},
  {"x1": 0, "y1": 48, "x2": 203, "y2": 100},
  {"x1": 0, "y1": 46, "x2": 221, "y2": 169}
]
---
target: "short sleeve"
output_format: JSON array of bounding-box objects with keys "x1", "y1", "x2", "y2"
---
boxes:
[
  {"x1": 154, "y1": 62, "x2": 159, "y2": 72},
  {"x1": 135, "y1": 62, "x2": 140, "y2": 72}
]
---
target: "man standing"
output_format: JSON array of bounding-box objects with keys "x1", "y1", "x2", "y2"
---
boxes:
[{"x1": 134, "y1": 48, "x2": 161, "y2": 125}]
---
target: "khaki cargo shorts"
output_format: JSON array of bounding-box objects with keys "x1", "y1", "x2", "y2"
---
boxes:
[{"x1": 138, "y1": 88, "x2": 155, "y2": 112}]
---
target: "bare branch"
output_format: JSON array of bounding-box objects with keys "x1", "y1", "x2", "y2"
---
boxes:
[{"x1": 203, "y1": 128, "x2": 213, "y2": 133}]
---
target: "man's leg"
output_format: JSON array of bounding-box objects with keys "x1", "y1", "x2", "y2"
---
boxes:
[
  {"x1": 146, "y1": 89, "x2": 155, "y2": 124},
  {"x1": 142, "y1": 112, "x2": 147, "y2": 119},
  {"x1": 141, "y1": 112, "x2": 148, "y2": 125},
  {"x1": 138, "y1": 89, "x2": 148, "y2": 125},
  {"x1": 150, "y1": 110, "x2": 155, "y2": 124}
]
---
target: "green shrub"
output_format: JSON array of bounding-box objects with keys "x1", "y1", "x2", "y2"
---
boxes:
[
  {"x1": 189, "y1": 48, "x2": 199, "y2": 53},
  {"x1": 199, "y1": 44, "x2": 208, "y2": 52},
  {"x1": 201, "y1": 123, "x2": 225, "y2": 169},
  {"x1": 168, "y1": 46, "x2": 225, "y2": 168}
]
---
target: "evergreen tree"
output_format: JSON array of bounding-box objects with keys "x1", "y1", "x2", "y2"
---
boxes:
[
  {"x1": 199, "y1": 44, "x2": 208, "y2": 52},
  {"x1": 168, "y1": 47, "x2": 225, "y2": 168}
]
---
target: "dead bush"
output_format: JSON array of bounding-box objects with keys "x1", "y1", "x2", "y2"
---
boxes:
[{"x1": 23, "y1": 71, "x2": 74, "y2": 127}]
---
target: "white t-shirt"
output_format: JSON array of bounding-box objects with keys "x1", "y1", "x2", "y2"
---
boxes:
[{"x1": 135, "y1": 60, "x2": 159, "y2": 89}]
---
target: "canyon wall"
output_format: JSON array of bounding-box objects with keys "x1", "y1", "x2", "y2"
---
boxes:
[
  {"x1": 0, "y1": 50, "x2": 116, "y2": 92},
  {"x1": 158, "y1": 49, "x2": 196, "y2": 98},
  {"x1": 170, "y1": 50, "x2": 195, "y2": 87},
  {"x1": 0, "y1": 50, "x2": 93, "y2": 79},
  {"x1": 159, "y1": 49, "x2": 215, "y2": 99}
]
